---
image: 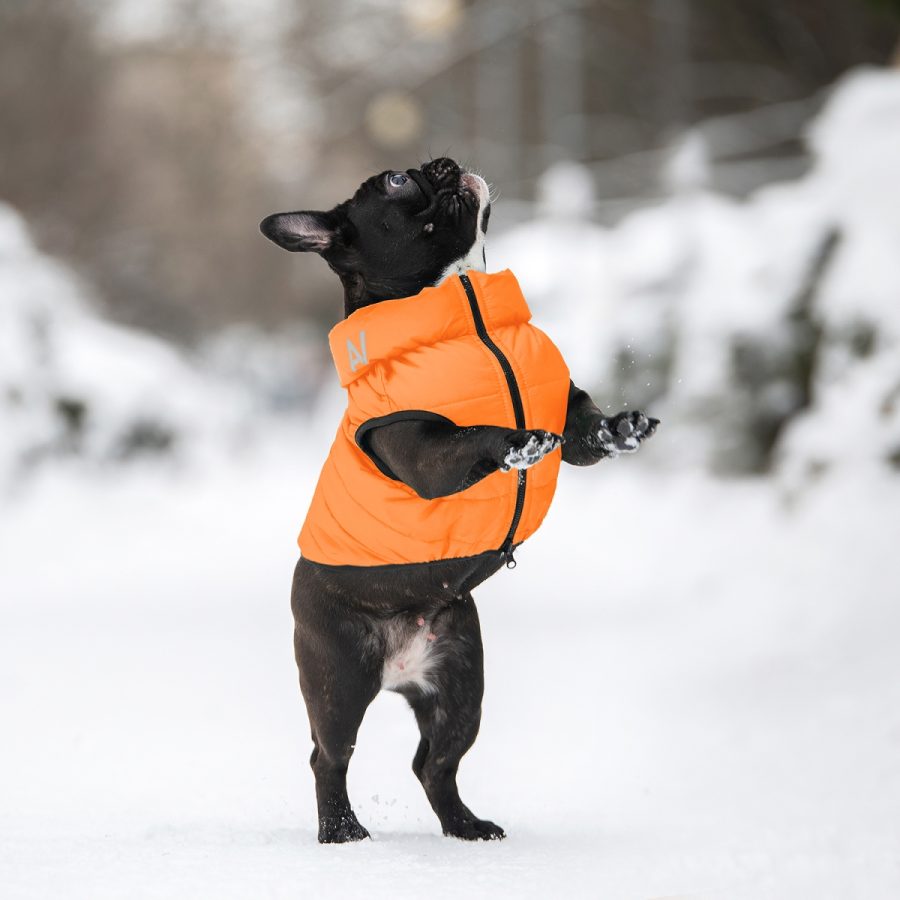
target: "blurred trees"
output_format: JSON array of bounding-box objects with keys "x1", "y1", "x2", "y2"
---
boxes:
[
  {"x1": 0, "y1": 0, "x2": 300, "y2": 338},
  {"x1": 0, "y1": 0, "x2": 897, "y2": 339}
]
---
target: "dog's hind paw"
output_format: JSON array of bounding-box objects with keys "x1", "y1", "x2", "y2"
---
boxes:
[
  {"x1": 499, "y1": 429, "x2": 563, "y2": 472},
  {"x1": 591, "y1": 411, "x2": 658, "y2": 458},
  {"x1": 443, "y1": 816, "x2": 506, "y2": 841},
  {"x1": 318, "y1": 813, "x2": 371, "y2": 844}
]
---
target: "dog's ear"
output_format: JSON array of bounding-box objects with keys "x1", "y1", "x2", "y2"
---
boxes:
[{"x1": 259, "y1": 209, "x2": 352, "y2": 254}]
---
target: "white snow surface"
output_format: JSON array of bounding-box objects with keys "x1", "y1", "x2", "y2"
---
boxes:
[
  {"x1": 3, "y1": 67, "x2": 900, "y2": 898},
  {"x1": 2, "y1": 449, "x2": 899, "y2": 899}
]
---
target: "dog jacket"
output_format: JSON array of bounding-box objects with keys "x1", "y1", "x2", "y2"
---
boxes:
[{"x1": 299, "y1": 269, "x2": 570, "y2": 567}]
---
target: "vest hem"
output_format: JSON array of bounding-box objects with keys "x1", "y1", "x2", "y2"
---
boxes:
[{"x1": 298, "y1": 546, "x2": 516, "y2": 573}]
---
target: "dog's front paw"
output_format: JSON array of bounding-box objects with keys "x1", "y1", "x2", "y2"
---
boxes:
[
  {"x1": 590, "y1": 411, "x2": 659, "y2": 458},
  {"x1": 499, "y1": 429, "x2": 563, "y2": 472}
]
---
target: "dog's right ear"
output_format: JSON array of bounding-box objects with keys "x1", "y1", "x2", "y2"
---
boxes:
[{"x1": 259, "y1": 210, "x2": 347, "y2": 254}]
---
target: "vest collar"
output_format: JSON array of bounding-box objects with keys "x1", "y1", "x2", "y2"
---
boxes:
[{"x1": 328, "y1": 269, "x2": 531, "y2": 386}]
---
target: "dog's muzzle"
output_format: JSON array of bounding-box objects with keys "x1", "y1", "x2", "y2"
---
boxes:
[{"x1": 420, "y1": 157, "x2": 461, "y2": 192}]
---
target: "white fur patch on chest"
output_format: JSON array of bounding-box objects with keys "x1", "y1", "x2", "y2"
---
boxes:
[
  {"x1": 436, "y1": 172, "x2": 490, "y2": 285},
  {"x1": 381, "y1": 620, "x2": 440, "y2": 694}
]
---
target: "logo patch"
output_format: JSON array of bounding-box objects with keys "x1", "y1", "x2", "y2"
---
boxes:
[{"x1": 347, "y1": 330, "x2": 368, "y2": 372}]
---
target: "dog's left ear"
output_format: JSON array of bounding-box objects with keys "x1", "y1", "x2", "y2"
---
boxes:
[{"x1": 259, "y1": 209, "x2": 352, "y2": 254}]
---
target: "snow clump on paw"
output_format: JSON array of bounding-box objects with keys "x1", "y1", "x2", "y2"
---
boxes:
[
  {"x1": 595, "y1": 413, "x2": 657, "y2": 457},
  {"x1": 594, "y1": 420, "x2": 623, "y2": 457},
  {"x1": 501, "y1": 432, "x2": 562, "y2": 471}
]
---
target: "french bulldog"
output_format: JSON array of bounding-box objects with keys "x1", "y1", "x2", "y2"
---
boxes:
[{"x1": 260, "y1": 157, "x2": 657, "y2": 843}]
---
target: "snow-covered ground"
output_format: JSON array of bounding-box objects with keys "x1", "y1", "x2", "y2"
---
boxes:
[
  {"x1": 2, "y1": 445, "x2": 899, "y2": 898},
  {"x1": 3, "y1": 67, "x2": 900, "y2": 898}
]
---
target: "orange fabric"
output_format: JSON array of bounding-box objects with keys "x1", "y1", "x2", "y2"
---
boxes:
[{"x1": 298, "y1": 269, "x2": 570, "y2": 566}]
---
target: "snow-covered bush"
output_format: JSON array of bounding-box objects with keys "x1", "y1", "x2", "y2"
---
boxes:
[
  {"x1": 0, "y1": 204, "x2": 255, "y2": 483},
  {"x1": 493, "y1": 67, "x2": 900, "y2": 483},
  {"x1": 777, "y1": 70, "x2": 900, "y2": 487}
]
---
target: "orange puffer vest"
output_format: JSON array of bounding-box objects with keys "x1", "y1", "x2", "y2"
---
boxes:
[{"x1": 299, "y1": 269, "x2": 570, "y2": 567}]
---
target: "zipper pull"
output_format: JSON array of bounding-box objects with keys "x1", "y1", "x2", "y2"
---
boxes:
[{"x1": 501, "y1": 545, "x2": 517, "y2": 569}]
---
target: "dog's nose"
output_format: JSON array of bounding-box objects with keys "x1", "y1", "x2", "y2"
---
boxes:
[{"x1": 421, "y1": 157, "x2": 460, "y2": 190}]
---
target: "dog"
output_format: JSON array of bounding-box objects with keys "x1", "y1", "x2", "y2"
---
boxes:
[{"x1": 260, "y1": 157, "x2": 657, "y2": 843}]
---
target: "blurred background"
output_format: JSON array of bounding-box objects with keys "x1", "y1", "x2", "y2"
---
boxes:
[{"x1": 3, "y1": 1, "x2": 900, "y2": 898}]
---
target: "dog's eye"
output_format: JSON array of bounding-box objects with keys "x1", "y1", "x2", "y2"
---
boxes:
[{"x1": 388, "y1": 173, "x2": 408, "y2": 187}]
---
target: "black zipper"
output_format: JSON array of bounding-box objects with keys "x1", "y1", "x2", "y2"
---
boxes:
[{"x1": 459, "y1": 273, "x2": 525, "y2": 568}]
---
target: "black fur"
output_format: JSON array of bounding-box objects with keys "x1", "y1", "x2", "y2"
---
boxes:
[
  {"x1": 261, "y1": 158, "x2": 657, "y2": 843},
  {"x1": 261, "y1": 158, "x2": 481, "y2": 317}
]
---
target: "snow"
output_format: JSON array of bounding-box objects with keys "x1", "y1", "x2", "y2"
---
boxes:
[
  {"x1": 2, "y1": 456, "x2": 899, "y2": 898},
  {"x1": 3, "y1": 67, "x2": 900, "y2": 898},
  {"x1": 501, "y1": 431, "x2": 563, "y2": 471},
  {"x1": 494, "y1": 67, "x2": 900, "y2": 480},
  {"x1": 0, "y1": 204, "x2": 295, "y2": 486}
]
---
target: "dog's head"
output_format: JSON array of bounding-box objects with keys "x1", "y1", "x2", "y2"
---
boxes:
[{"x1": 260, "y1": 157, "x2": 490, "y2": 315}]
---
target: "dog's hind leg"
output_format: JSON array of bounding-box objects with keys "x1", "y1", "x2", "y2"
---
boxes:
[
  {"x1": 292, "y1": 584, "x2": 380, "y2": 843},
  {"x1": 405, "y1": 596, "x2": 505, "y2": 840}
]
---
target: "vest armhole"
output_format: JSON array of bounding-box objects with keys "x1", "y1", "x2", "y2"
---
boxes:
[{"x1": 354, "y1": 410, "x2": 458, "y2": 481}]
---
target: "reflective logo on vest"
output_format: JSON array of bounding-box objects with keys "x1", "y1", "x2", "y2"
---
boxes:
[{"x1": 347, "y1": 331, "x2": 368, "y2": 372}]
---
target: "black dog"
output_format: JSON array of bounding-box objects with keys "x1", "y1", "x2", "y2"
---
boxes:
[{"x1": 261, "y1": 158, "x2": 657, "y2": 843}]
